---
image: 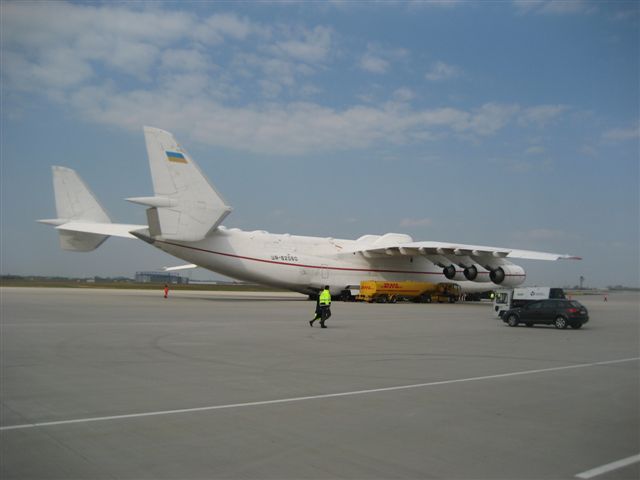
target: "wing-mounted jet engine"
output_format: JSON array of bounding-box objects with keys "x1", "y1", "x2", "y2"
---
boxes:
[
  {"x1": 488, "y1": 264, "x2": 526, "y2": 287},
  {"x1": 441, "y1": 249, "x2": 530, "y2": 287},
  {"x1": 425, "y1": 251, "x2": 492, "y2": 283},
  {"x1": 462, "y1": 264, "x2": 493, "y2": 283},
  {"x1": 442, "y1": 264, "x2": 466, "y2": 282},
  {"x1": 418, "y1": 253, "x2": 466, "y2": 281}
]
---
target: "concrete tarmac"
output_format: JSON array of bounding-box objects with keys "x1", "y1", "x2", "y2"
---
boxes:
[{"x1": 1, "y1": 287, "x2": 638, "y2": 479}]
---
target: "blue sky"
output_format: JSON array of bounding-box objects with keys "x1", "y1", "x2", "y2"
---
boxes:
[{"x1": 1, "y1": 0, "x2": 638, "y2": 288}]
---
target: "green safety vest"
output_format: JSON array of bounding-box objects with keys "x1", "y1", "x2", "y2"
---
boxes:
[{"x1": 319, "y1": 289, "x2": 331, "y2": 305}]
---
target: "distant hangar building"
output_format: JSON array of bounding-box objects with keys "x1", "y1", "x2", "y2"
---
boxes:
[{"x1": 135, "y1": 271, "x2": 188, "y2": 284}]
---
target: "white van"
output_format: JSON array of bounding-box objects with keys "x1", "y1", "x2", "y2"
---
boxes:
[{"x1": 493, "y1": 287, "x2": 566, "y2": 318}]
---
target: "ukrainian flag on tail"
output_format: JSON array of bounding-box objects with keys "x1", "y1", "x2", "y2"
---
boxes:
[{"x1": 166, "y1": 151, "x2": 187, "y2": 164}]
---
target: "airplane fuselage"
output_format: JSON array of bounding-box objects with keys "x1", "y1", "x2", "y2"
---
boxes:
[{"x1": 151, "y1": 227, "x2": 491, "y2": 295}]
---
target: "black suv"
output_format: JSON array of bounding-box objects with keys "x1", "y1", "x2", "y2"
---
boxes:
[{"x1": 502, "y1": 299, "x2": 589, "y2": 329}]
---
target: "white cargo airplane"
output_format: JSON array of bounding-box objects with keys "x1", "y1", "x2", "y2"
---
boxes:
[{"x1": 38, "y1": 127, "x2": 580, "y2": 299}]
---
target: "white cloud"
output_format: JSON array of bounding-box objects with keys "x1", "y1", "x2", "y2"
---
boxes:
[
  {"x1": 490, "y1": 156, "x2": 554, "y2": 174},
  {"x1": 425, "y1": 61, "x2": 461, "y2": 81},
  {"x1": 525, "y1": 145, "x2": 545, "y2": 155},
  {"x1": 391, "y1": 88, "x2": 415, "y2": 103},
  {"x1": 408, "y1": 0, "x2": 463, "y2": 8},
  {"x1": 358, "y1": 44, "x2": 408, "y2": 74},
  {"x1": 580, "y1": 145, "x2": 598, "y2": 157},
  {"x1": 108, "y1": 41, "x2": 160, "y2": 80},
  {"x1": 233, "y1": 52, "x2": 316, "y2": 98},
  {"x1": 499, "y1": 158, "x2": 535, "y2": 173},
  {"x1": 518, "y1": 104, "x2": 569, "y2": 126},
  {"x1": 194, "y1": 13, "x2": 257, "y2": 44},
  {"x1": 512, "y1": 228, "x2": 571, "y2": 241},
  {"x1": 359, "y1": 53, "x2": 389, "y2": 73},
  {"x1": 513, "y1": 0, "x2": 594, "y2": 15},
  {"x1": 1, "y1": 1, "x2": 192, "y2": 84},
  {"x1": 1, "y1": 1, "x2": 574, "y2": 156},
  {"x1": 161, "y1": 49, "x2": 211, "y2": 72},
  {"x1": 450, "y1": 103, "x2": 520, "y2": 136},
  {"x1": 1, "y1": 2, "x2": 332, "y2": 103},
  {"x1": 513, "y1": 1, "x2": 548, "y2": 14},
  {"x1": 2, "y1": 2, "x2": 192, "y2": 50},
  {"x1": 611, "y1": 7, "x2": 640, "y2": 22},
  {"x1": 271, "y1": 26, "x2": 333, "y2": 64},
  {"x1": 602, "y1": 124, "x2": 640, "y2": 142},
  {"x1": 159, "y1": 73, "x2": 212, "y2": 98},
  {"x1": 259, "y1": 79, "x2": 284, "y2": 98},
  {"x1": 3, "y1": 48, "x2": 94, "y2": 90},
  {"x1": 299, "y1": 84, "x2": 322, "y2": 97},
  {"x1": 65, "y1": 87, "x2": 527, "y2": 154},
  {"x1": 400, "y1": 218, "x2": 433, "y2": 228}
]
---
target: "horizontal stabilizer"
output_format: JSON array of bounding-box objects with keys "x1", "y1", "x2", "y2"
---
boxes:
[
  {"x1": 163, "y1": 264, "x2": 198, "y2": 272},
  {"x1": 56, "y1": 221, "x2": 146, "y2": 239},
  {"x1": 126, "y1": 196, "x2": 177, "y2": 208},
  {"x1": 142, "y1": 126, "x2": 232, "y2": 242},
  {"x1": 37, "y1": 218, "x2": 67, "y2": 226},
  {"x1": 57, "y1": 230, "x2": 109, "y2": 252}
]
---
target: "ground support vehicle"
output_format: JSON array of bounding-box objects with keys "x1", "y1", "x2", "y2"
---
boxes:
[
  {"x1": 501, "y1": 299, "x2": 589, "y2": 329},
  {"x1": 356, "y1": 281, "x2": 460, "y2": 303},
  {"x1": 494, "y1": 287, "x2": 565, "y2": 318},
  {"x1": 427, "y1": 282, "x2": 462, "y2": 303}
]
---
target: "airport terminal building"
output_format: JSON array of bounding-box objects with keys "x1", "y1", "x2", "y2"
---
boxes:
[{"x1": 134, "y1": 271, "x2": 188, "y2": 285}]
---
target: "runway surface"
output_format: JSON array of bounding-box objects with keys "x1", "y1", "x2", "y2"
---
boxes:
[{"x1": 1, "y1": 287, "x2": 638, "y2": 479}]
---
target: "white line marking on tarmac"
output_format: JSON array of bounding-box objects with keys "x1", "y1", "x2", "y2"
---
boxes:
[
  {"x1": 576, "y1": 454, "x2": 640, "y2": 479},
  {"x1": 2, "y1": 357, "x2": 638, "y2": 432}
]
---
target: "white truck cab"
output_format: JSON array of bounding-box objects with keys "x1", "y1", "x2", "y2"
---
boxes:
[{"x1": 493, "y1": 287, "x2": 566, "y2": 318}]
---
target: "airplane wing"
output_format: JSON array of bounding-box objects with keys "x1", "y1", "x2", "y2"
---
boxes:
[
  {"x1": 344, "y1": 239, "x2": 580, "y2": 287},
  {"x1": 348, "y1": 241, "x2": 581, "y2": 261}
]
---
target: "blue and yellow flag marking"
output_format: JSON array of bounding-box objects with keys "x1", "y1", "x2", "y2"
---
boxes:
[{"x1": 166, "y1": 151, "x2": 187, "y2": 164}]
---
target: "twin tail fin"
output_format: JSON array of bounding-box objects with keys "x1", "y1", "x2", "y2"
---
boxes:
[
  {"x1": 126, "y1": 126, "x2": 232, "y2": 242},
  {"x1": 38, "y1": 167, "x2": 146, "y2": 251},
  {"x1": 39, "y1": 127, "x2": 233, "y2": 251}
]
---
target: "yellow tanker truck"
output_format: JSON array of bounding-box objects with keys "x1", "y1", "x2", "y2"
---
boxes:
[{"x1": 357, "y1": 281, "x2": 461, "y2": 303}]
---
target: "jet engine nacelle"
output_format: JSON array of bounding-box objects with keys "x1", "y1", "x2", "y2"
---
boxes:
[
  {"x1": 443, "y1": 265, "x2": 466, "y2": 281},
  {"x1": 463, "y1": 265, "x2": 492, "y2": 283},
  {"x1": 489, "y1": 265, "x2": 526, "y2": 287}
]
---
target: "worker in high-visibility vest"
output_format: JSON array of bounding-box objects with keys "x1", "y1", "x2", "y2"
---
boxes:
[
  {"x1": 309, "y1": 285, "x2": 332, "y2": 328},
  {"x1": 318, "y1": 285, "x2": 332, "y2": 328}
]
